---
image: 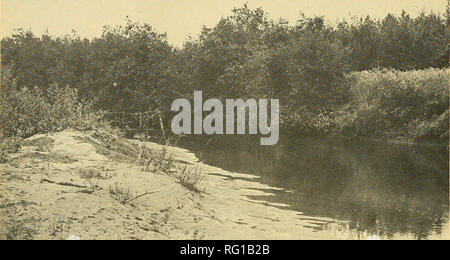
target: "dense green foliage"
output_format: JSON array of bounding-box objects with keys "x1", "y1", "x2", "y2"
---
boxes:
[
  {"x1": 335, "y1": 68, "x2": 449, "y2": 142},
  {"x1": 1, "y1": 6, "x2": 448, "y2": 143},
  {"x1": 0, "y1": 68, "x2": 112, "y2": 139}
]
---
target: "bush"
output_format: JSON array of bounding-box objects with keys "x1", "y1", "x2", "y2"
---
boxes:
[
  {"x1": 335, "y1": 68, "x2": 449, "y2": 141},
  {"x1": 91, "y1": 123, "x2": 125, "y2": 146},
  {"x1": 408, "y1": 110, "x2": 449, "y2": 142},
  {"x1": 0, "y1": 84, "x2": 106, "y2": 138}
]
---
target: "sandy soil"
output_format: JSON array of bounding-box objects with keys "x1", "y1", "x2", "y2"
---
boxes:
[{"x1": 0, "y1": 129, "x2": 342, "y2": 240}]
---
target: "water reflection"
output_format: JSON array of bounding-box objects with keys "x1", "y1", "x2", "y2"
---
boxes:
[{"x1": 178, "y1": 133, "x2": 449, "y2": 240}]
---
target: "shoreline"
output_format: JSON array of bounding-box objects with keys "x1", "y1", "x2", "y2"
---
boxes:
[
  {"x1": 0, "y1": 129, "x2": 346, "y2": 240},
  {"x1": 1, "y1": 129, "x2": 448, "y2": 240},
  {"x1": 279, "y1": 127, "x2": 449, "y2": 148}
]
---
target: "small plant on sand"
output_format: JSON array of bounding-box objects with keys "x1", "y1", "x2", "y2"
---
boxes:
[
  {"x1": 152, "y1": 145, "x2": 175, "y2": 174},
  {"x1": 138, "y1": 144, "x2": 153, "y2": 166},
  {"x1": 78, "y1": 168, "x2": 110, "y2": 194},
  {"x1": 178, "y1": 164, "x2": 205, "y2": 192},
  {"x1": 108, "y1": 183, "x2": 133, "y2": 204},
  {"x1": 138, "y1": 144, "x2": 175, "y2": 174},
  {"x1": 79, "y1": 168, "x2": 112, "y2": 180}
]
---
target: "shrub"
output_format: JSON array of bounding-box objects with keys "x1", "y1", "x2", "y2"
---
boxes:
[
  {"x1": 91, "y1": 123, "x2": 125, "y2": 146},
  {"x1": 0, "y1": 84, "x2": 105, "y2": 138},
  {"x1": 335, "y1": 68, "x2": 449, "y2": 141},
  {"x1": 408, "y1": 110, "x2": 449, "y2": 142}
]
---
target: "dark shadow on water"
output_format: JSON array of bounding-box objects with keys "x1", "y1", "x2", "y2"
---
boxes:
[{"x1": 178, "y1": 132, "x2": 449, "y2": 239}]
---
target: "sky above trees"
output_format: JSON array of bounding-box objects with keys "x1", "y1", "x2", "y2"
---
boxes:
[{"x1": 1, "y1": 0, "x2": 447, "y2": 46}]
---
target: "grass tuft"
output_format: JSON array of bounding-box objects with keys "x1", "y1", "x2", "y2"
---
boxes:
[
  {"x1": 139, "y1": 144, "x2": 175, "y2": 174},
  {"x1": 177, "y1": 164, "x2": 205, "y2": 193},
  {"x1": 108, "y1": 183, "x2": 133, "y2": 204}
]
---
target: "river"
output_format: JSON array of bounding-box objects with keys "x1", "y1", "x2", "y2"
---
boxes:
[{"x1": 176, "y1": 132, "x2": 449, "y2": 240}]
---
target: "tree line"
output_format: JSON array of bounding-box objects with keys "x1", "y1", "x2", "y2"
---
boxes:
[{"x1": 1, "y1": 6, "x2": 449, "y2": 142}]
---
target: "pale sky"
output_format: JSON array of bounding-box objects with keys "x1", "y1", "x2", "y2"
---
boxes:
[{"x1": 1, "y1": 0, "x2": 447, "y2": 46}]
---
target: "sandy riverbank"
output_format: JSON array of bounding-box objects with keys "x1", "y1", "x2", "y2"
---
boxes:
[{"x1": 0, "y1": 129, "x2": 344, "y2": 240}]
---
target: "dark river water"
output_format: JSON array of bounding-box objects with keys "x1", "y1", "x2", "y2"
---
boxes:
[{"x1": 177, "y1": 132, "x2": 449, "y2": 240}]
